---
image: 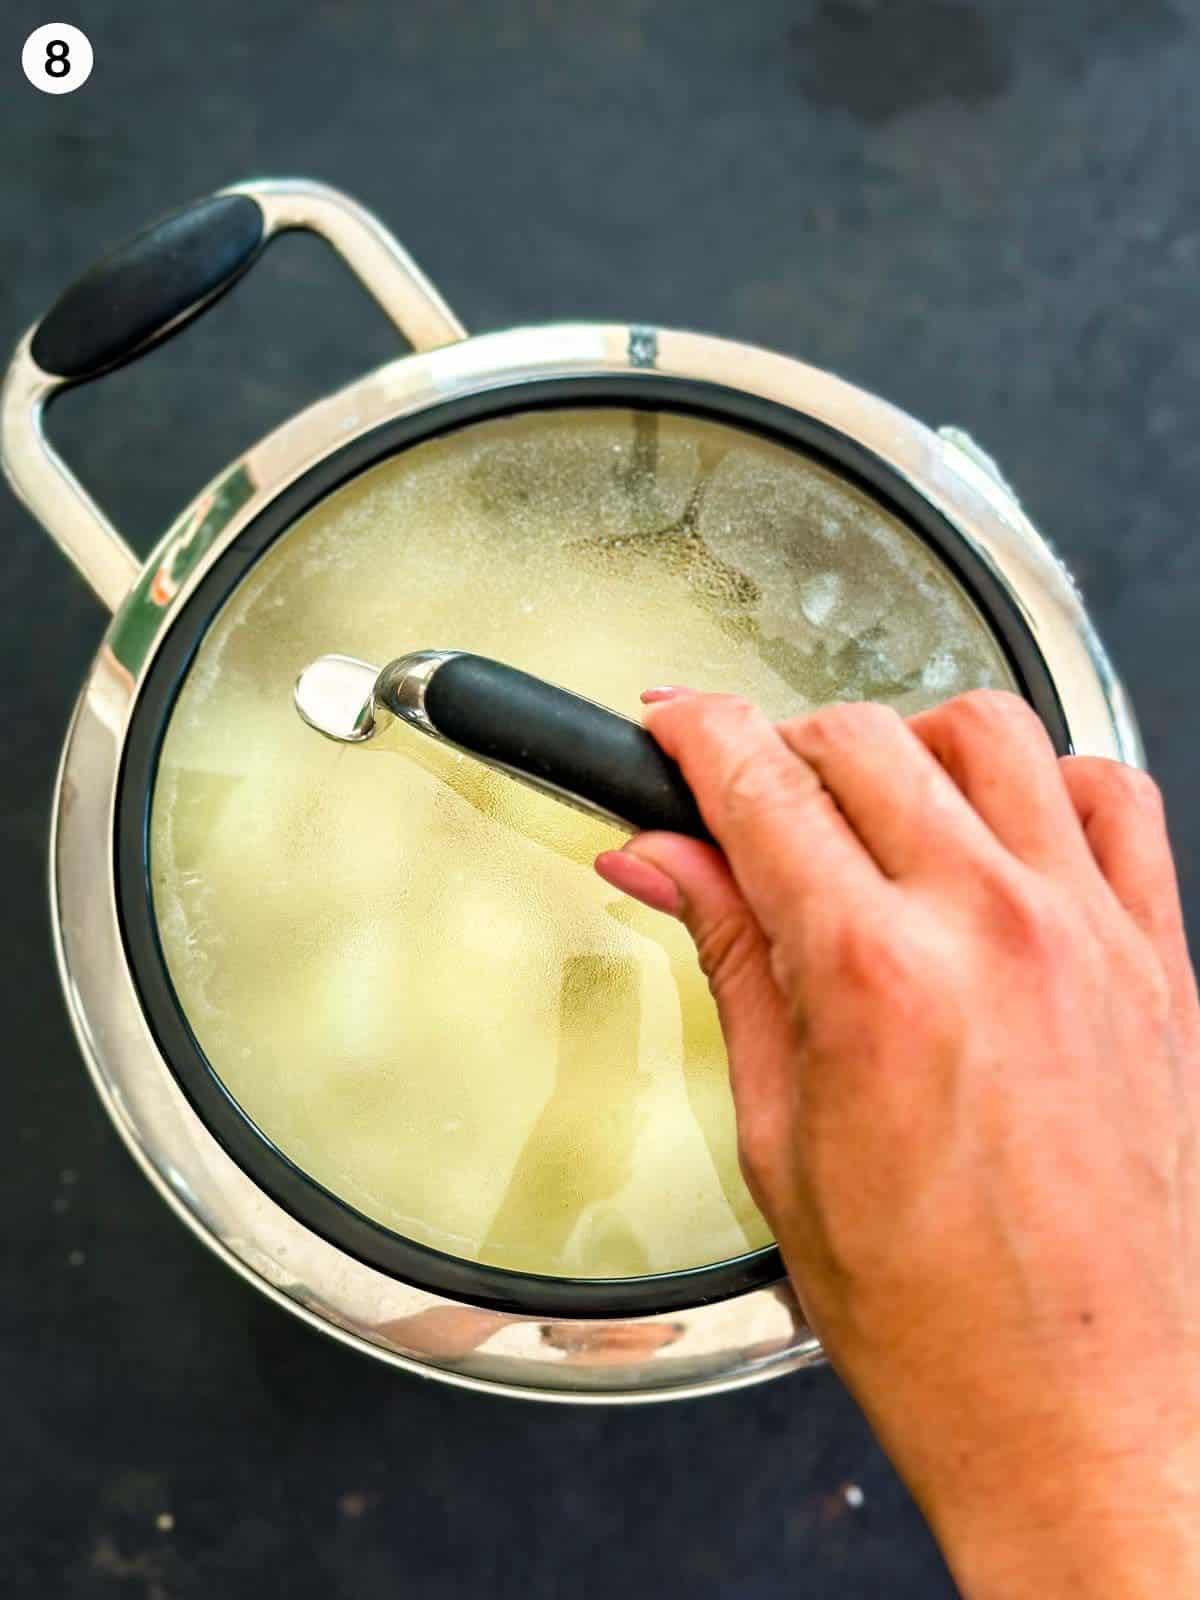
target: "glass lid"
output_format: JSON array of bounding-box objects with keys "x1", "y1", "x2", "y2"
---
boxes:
[{"x1": 148, "y1": 405, "x2": 1015, "y2": 1282}]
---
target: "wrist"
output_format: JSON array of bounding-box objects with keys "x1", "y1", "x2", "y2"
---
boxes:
[{"x1": 924, "y1": 1439, "x2": 1200, "y2": 1599}]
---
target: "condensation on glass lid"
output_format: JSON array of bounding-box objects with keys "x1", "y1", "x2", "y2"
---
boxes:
[{"x1": 149, "y1": 406, "x2": 1015, "y2": 1280}]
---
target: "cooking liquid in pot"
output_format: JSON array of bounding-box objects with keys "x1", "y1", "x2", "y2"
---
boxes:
[{"x1": 151, "y1": 408, "x2": 1015, "y2": 1279}]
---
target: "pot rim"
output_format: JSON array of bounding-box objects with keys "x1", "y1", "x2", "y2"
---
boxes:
[{"x1": 50, "y1": 318, "x2": 1139, "y2": 1400}]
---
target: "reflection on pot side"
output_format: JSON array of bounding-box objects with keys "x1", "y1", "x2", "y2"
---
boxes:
[
  {"x1": 606, "y1": 895, "x2": 761, "y2": 1247},
  {"x1": 483, "y1": 955, "x2": 648, "y2": 1272},
  {"x1": 149, "y1": 407, "x2": 1015, "y2": 1279}
]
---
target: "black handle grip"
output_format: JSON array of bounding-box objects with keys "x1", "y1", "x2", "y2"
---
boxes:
[
  {"x1": 31, "y1": 192, "x2": 265, "y2": 382},
  {"x1": 423, "y1": 654, "x2": 712, "y2": 842}
]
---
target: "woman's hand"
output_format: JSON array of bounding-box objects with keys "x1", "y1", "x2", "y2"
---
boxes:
[{"x1": 595, "y1": 688, "x2": 1200, "y2": 1599}]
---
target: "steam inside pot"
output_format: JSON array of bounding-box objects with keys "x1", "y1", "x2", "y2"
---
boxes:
[{"x1": 150, "y1": 407, "x2": 1014, "y2": 1279}]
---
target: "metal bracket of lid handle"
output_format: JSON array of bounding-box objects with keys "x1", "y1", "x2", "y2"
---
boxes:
[{"x1": 0, "y1": 179, "x2": 467, "y2": 616}]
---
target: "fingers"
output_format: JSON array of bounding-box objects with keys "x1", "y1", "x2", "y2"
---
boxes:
[
  {"x1": 1059, "y1": 758, "x2": 1200, "y2": 1017},
  {"x1": 599, "y1": 833, "x2": 800, "y2": 1115},
  {"x1": 908, "y1": 691, "x2": 1099, "y2": 880},
  {"x1": 593, "y1": 847, "x2": 681, "y2": 915},
  {"x1": 643, "y1": 693, "x2": 887, "y2": 950},
  {"x1": 777, "y1": 701, "x2": 1007, "y2": 881}
]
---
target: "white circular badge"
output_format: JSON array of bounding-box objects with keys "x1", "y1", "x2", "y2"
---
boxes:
[{"x1": 22, "y1": 23, "x2": 93, "y2": 95}]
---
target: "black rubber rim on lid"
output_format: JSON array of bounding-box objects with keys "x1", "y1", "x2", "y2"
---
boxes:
[{"x1": 115, "y1": 375, "x2": 1071, "y2": 1319}]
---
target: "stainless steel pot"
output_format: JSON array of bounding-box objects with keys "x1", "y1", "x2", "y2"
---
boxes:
[{"x1": 2, "y1": 178, "x2": 1141, "y2": 1403}]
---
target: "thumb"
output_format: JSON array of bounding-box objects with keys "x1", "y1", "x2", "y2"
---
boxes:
[
  {"x1": 595, "y1": 834, "x2": 794, "y2": 1116},
  {"x1": 600, "y1": 834, "x2": 763, "y2": 1000}
]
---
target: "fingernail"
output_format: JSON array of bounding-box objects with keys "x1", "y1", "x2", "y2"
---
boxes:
[
  {"x1": 641, "y1": 685, "x2": 697, "y2": 704},
  {"x1": 594, "y1": 849, "x2": 682, "y2": 915}
]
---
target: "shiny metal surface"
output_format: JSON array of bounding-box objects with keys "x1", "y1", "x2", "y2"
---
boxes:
[
  {"x1": 237, "y1": 178, "x2": 466, "y2": 355},
  {"x1": 24, "y1": 182, "x2": 1140, "y2": 1401},
  {"x1": 293, "y1": 649, "x2": 461, "y2": 745},
  {"x1": 373, "y1": 649, "x2": 455, "y2": 738},
  {"x1": 0, "y1": 334, "x2": 139, "y2": 613},
  {"x1": 293, "y1": 651, "x2": 392, "y2": 743},
  {"x1": 293, "y1": 649, "x2": 452, "y2": 744}
]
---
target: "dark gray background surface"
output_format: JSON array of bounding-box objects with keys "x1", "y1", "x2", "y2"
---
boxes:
[{"x1": 2, "y1": 2, "x2": 1197, "y2": 1595}]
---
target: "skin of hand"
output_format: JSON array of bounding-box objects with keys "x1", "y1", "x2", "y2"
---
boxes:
[{"x1": 594, "y1": 688, "x2": 1200, "y2": 1599}]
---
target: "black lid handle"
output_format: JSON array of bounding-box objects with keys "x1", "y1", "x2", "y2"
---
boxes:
[
  {"x1": 421, "y1": 653, "x2": 711, "y2": 840},
  {"x1": 294, "y1": 649, "x2": 712, "y2": 842}
]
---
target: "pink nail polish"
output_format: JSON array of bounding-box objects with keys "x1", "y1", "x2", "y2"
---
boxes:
[
  {"x1": 641, "y1": 685, "x2": 696, "y2": 704},
  {"x1": 594, "y1": 850, "x2": 681, "y2": 916}
]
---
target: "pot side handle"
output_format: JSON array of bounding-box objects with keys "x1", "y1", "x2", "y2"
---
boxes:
[
  {"x1": 1, "y1": 179, "x2": 467, "y2": 615},
  {"x1": 31, "y1": 194, "x2": 267, "y2": 383}
]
